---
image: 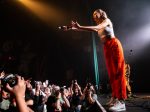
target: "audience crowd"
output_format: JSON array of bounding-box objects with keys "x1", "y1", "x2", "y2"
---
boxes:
[{"x1": 0, "y1": 71, "x2": 105, "y2": 112}]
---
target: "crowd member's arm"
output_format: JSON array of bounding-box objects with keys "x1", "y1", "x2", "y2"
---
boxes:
[
  {"x1": 6, "y1": 76, "x2": 29, "y2": 112},
  {"x1": 61, "y1": 90, "x2": 70, "y2": 108},
  {"x1": 80, "y1": 86, "x2": 87, "y2": 100},
  {"x1": 76, "y1": 83, "x2": 83, "y2": 96},
  {"x1": 0, "y1": 71, "x2": 5, "y2": 79},
  {"x1": 55, "y1": 92, "x2": 62, "y2": 111},
  {"x1": 87, "y1": 91, "x2": 95, "y2": 104},
  {"x1": 25, "y1": 80, "x2": 34, "y2": 106},
  {"x1": 70, "y1": 80, "x2": 74, "y2": 96},
  {"x1": 26, "y1": 99, "x2": 34, "y2": 106}
]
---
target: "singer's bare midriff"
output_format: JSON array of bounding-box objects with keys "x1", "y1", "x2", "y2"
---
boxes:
[{"x1": 100, "y1": 35, "x2": 115, "y2": 43}]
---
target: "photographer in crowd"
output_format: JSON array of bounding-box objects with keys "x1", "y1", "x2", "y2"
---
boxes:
[
  {"x1": 32, "y1": 81, "x2": 46, "y2": 112},
  {"x1": 80, "y1": 83, "x2": 105, "y2": 112},
  {"x1": 5, "y1": 75, "x2": 29, "y2": 112},
  {"x1": 46, "y1": 85, "x2": 70, "y2": 112},
  {"x1": 70, "y1": 80, "x2": 82, "y2": 112}
]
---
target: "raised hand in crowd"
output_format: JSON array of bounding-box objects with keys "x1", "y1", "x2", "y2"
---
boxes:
[{"x1": 6, "y1": 75, "x2": 29, "y2": 112}]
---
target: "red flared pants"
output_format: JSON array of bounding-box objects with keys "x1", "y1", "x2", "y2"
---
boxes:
[{"x1": 103, "y1": 38, "x2": 127, "y2": 100}]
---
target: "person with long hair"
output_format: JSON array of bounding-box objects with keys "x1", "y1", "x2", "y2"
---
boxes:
[{"x1": 64, "y1": 9, "x2": 127, "y2": 111}]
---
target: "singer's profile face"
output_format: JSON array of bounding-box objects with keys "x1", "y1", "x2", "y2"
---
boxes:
[{"x1": 93, "y1": 11, "x2": 101, "y2": 24}]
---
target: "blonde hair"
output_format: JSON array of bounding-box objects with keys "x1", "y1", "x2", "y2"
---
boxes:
[{"x1": 93, "y1": 9, "x2": 107, "y2": 20}]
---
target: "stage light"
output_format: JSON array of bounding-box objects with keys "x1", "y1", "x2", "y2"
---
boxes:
[
  {"x1": 122, "y1": 6, "x2": 150, "y2": 62},
  {"x1": 17, "y1": 0, "x2": 67, "y2": 27}
]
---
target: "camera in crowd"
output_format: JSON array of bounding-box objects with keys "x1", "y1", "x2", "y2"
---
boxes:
[
  {"x1": 72, "y1": 80, "x2": 77, "y2": 84},
  {"x1": 60, "y1": 86, "x2": 66, "y2": 93},
  {"x1": 87, "y1": 83, "x2": 92, "y2": 90},
  {"x1": 72, "y1": 80, "x2": 78, "y2": 89},
  {"x1": 1, "y1": 74, "x2": 17, "y2": 91}
]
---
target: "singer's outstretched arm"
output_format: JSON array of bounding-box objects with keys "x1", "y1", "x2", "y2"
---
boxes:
[{"x1": 70, "y1": 19, "x2": 111, "y2": 32}]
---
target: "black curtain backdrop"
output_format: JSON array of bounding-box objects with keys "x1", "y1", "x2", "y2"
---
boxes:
[{"x1": 0, "y1": 0, "x2": 150, "y2": 92}]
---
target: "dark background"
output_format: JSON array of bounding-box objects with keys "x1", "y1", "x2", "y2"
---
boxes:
[{"x1": 0, "y1": 0, "x2": 150, "y2": 93}]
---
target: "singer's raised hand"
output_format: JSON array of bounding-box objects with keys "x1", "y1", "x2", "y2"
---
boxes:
[
  {"x1": 71, "y1": 21, "x2": 80, "y2": 29},
  {"x1": 58, "y1": 21, "x2": 80, "y2": 31},
  {"x1": 58, "y1": 25, "x2": 73, "y2": 31},
  {"x1": 58, "y1": 26, "x2": 68, "y2": 31}
]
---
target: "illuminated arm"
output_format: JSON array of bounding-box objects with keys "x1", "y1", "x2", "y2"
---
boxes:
[{"x1": 71, "y1": 18, "x2": 110, "y2": 32}]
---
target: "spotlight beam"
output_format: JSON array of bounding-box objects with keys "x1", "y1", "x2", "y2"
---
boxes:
[{"x1": 17, "y1": 0, "x2": 67, "y2": 27}]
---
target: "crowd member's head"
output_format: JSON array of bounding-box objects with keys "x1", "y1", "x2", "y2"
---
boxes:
[
  {"x1": 84, "y1": 83, "x2": 96, "y2": 97},
  {"x1": 26, "y1": 79, "x2": 32, "y2": 91},
  {"x1": 72, "y1": 80, "x2": 81, "y2": 95},
  {"x1": 44, "y1": 87, "x2": 51, "y2": 97}
]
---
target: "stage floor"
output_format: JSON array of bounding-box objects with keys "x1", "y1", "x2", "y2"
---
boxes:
[{"x1": 98, "y1": 93, "x2": 150, "y2": 112}]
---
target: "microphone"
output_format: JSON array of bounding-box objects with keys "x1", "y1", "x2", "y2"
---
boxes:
[{"x1": 58, "y1": 26, "x2": 72, "y2": 30}]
